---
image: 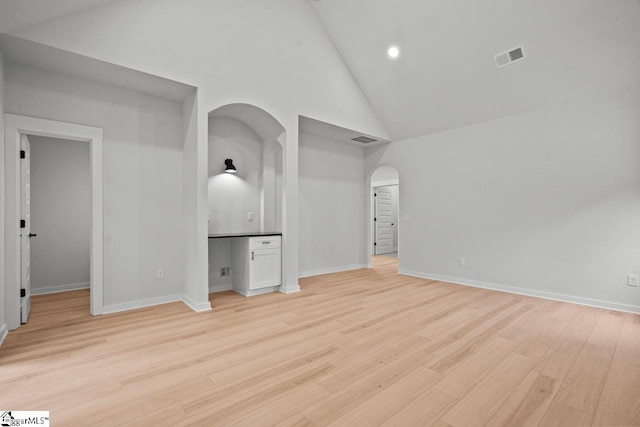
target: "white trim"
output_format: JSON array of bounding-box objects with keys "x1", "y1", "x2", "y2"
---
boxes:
[
  {"x1": 101, "y1": 293, "x2": 212, "y2": 315},
  {"x1": 4, "y1": 114, "x2": 104, "y2": 330},
  {"x1": 279, "y1": 284, "x2": 300, "y2": 294},
  {"x1": 102, "y1": 295, "x2": 183, "y2": 315},
  {"x1": 0, "y1": 324, "x2": 8, "y2": 347},
  {"x1": 31, "y1": 282, "x2": 89, "y2": 295},
  {"x1": 209, "y1": 284, "x2": 233, "y2": 293},
  {"x1": 182, "y1": 294, "x2": 212, "y2": 312},
  {"x1": 398, "y1": 269, "x2": 640, "y2": 314},
  {"x1": 237, "y1": 285, "x2": 281, "y2": 297},
  {"x1": 298, "y1": 264, "x2": 368, "y2": 279},
  {"x1": 371, "y1": 179, "x2": 399, "y2": 188}
]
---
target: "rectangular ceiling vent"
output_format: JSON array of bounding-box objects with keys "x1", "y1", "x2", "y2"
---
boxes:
[
  {"x1": 494, "y1": 45, "x2": 525, "y2": 69},
  {"x1": 351, "y1": 136, "x2": 377, "y2": 144}
]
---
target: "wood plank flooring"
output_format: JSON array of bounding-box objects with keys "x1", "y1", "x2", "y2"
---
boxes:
[{"x1": 1, "y1": 255, "x2": 639, "y2": 426}]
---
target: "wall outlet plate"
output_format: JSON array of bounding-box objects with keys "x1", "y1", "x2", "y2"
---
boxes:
[
  {"x1": 156, "y1": 268, "x2": 165, "y2": 280},
  {"x1": 628, "y1": 274, "x2": 639, "y2": 287}
]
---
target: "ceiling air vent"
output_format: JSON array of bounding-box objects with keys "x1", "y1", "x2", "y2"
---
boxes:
[
  {"x1": 351, "y1": 136, "x2": 377, "y2": 144},
  {"x1": 494, "y1": 45, "x2": 525, "y2": 69}
]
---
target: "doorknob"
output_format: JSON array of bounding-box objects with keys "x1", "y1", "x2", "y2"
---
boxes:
[{"x1": 28, "y1": 233, "x2": 37, "y2": 238}]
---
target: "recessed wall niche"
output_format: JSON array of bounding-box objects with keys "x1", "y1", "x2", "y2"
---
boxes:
[
  {"x1": 207, "y1": 104, "x2": 284, "y2": 234},
  {"x1": 207, "y1": 104, "x2": 285, "y2": 291}
]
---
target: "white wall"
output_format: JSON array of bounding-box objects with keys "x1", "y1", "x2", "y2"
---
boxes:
[
  {"x1": 208, "y1": 117, "x2": 263, "y2": 235},
  {"x1": 29, "y1": 136, "x2": 90, "y2": 294},
  {"x1": 0, "y1": 48, "x2": 7, "y2": 343},
  {"x1": 181, "y1": 89, "x2": 209, "y2": 311},
  {"x1": 371, "y1": 164, "x2": 399, "y2": 187},
  {"x1": 9, "y1": 0, "x2": 389, "y2": 296},
  {"x1": 5, "y1": 62, "x2": 185, "y2": 310},
  {"x1": 366, "y1": 86, "x2": 640, "y2": 312},
  {"x1": 299, "y1": 133, "x2": 367, "y2": 277}
]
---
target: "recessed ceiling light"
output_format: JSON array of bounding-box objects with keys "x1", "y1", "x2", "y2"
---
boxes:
[{"x1": 388, "y1": 46, "x2": 400, "y2": 59}]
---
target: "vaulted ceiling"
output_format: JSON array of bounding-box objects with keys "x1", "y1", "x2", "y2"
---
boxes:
[
  {"x1": 1, "y1": 0, "x2": 639, "y2": 142},
  {"x1": 310, "y1": 0, "x2": 640, "y2": 140}
]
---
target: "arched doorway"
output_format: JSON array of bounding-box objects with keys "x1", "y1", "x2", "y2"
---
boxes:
[{"x1": 369, "y1": 165, "x2": 400, "y2": 267}]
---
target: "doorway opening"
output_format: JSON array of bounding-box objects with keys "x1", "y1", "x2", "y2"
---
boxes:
[
  {"x1": 5, "y1": 114, "x2": 103, "y2": 330},
  {"x1": 27, "y1": 136, "x2": 91, "y2": 308},
  {"x1": 370, "y1": 165, "x2": 400, "y2": 269}
]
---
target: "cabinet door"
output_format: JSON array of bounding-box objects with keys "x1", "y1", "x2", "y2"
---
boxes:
[{"x1": 250, "y1": 248, "x2": 281, "y2": 290}]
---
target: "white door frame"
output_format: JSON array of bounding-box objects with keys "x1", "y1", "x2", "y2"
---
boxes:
[{"x1": 5, "y1": 114, "x2": 104, "y2": 329}]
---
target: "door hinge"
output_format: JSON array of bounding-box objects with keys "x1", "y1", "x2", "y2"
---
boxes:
[
  {"x1": 20, "y1": 289, "x2": 26, "y2": 298},
  {"x1": 20, "y1": 219, "x2": 26, "y2": 228},
  {"x1": 20, "y1": 150, "x2": 26, "y2": 159},
  {"x1": 374, "y1": 217, "x2": 377, "y2": 222}
]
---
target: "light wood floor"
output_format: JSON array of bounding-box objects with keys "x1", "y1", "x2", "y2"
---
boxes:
[{"x1": 1, "y1": 256, "x2": 639, "y2": 426}]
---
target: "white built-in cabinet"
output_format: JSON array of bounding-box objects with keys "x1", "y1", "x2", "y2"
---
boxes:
[{"x1": 231, "y1": 235, "x2": 282, "y2": 296}]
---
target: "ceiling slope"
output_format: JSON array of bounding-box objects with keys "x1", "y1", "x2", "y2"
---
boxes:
[
  {"x1": 0, "y1": 0, "x2": 118, "y2": 34},
  {"x1": 7, "y1": 0, "x2": 390, "y2": 141},
  {"x1": 311, "y1": 0, "x2": 640, "y2": 141}
]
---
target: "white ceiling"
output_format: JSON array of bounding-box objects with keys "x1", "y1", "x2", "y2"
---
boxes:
[
  {"x1": 310, "y1": 0, "x2": 640, "y2": 141},
  {"x1": 2, "y1": 1, "x2": 639, "y2": 142},
  {"x1": 0, "y1": 34, "x2": 194, "y2": 102},
  {"x1": 0, "y1": 0, "x2": 118, "y2": 34},
  {"x1": 299, "y1": 116, "x2": 389, "y2": 147}
]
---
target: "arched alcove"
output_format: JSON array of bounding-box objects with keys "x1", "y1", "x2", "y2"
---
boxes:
[{"x1": 206, "y1": 103, "x2": 285, "y2": 292}]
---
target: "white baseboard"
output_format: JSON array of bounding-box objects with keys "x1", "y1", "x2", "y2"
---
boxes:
[
  {"x1": 182, "y1": 295, "x2": 212, "y2": 312},
  {"x1": 31, "y1": 282, "x2": 89, "y2": 295},
  {"x1": 298, "y1": 264, "x2": 368, "y2": 279},
  {"x1": 103, "y1": 293, "x2": 213, "y2": 315},
  {"x1": 280, "y1": 283, "x2": 301, "y2": 294},
  {"x1": 209, "y1": 284, "x2": 233, "y2": 293},
  {"x1": 0, "y1": 323, "x2": 8, "y2": 347},
  {"x1": 398, "y1": 269, "x2": 640, "y2": 314},
  {"x1": 102, "y1": 294, "x2": 183, "y2": 314},
  {"x1": 235, "y1": 286, "x2": 281, "y2": 297}
]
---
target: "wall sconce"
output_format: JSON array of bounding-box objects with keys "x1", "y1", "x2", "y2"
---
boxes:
[{"x1": 224, "y1": 158, "x2": 237, "y2": 174}]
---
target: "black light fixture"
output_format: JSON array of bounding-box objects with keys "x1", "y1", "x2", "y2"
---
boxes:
[{"x1": 224, "y1": 158, "x2": 237, "y2": 174}]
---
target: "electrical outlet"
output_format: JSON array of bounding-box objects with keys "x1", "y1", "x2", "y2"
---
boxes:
[
  {"x1": 156, "y1": 268, "x2": 165, "y2": 280},
  {"x1": 628, "y1": 274, "x2": 639, "y2": 287},
  {"x1": 220, "y1": 267, "x2": 230, "y2": 277},
  {"x1": 247, "y1": 211, "x2": 254, "y2": 222},
  {"x1": 458, "y1": 257, "x2": 466, "y2": 266}
]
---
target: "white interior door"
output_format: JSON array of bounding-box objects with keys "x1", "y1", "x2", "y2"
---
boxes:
[
  {"x1": 20, "y1": 134, "x2": 32, "y2": 324},
  {"x1": 374, "y1": 186, "x2": 394, "y2": 255}
]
